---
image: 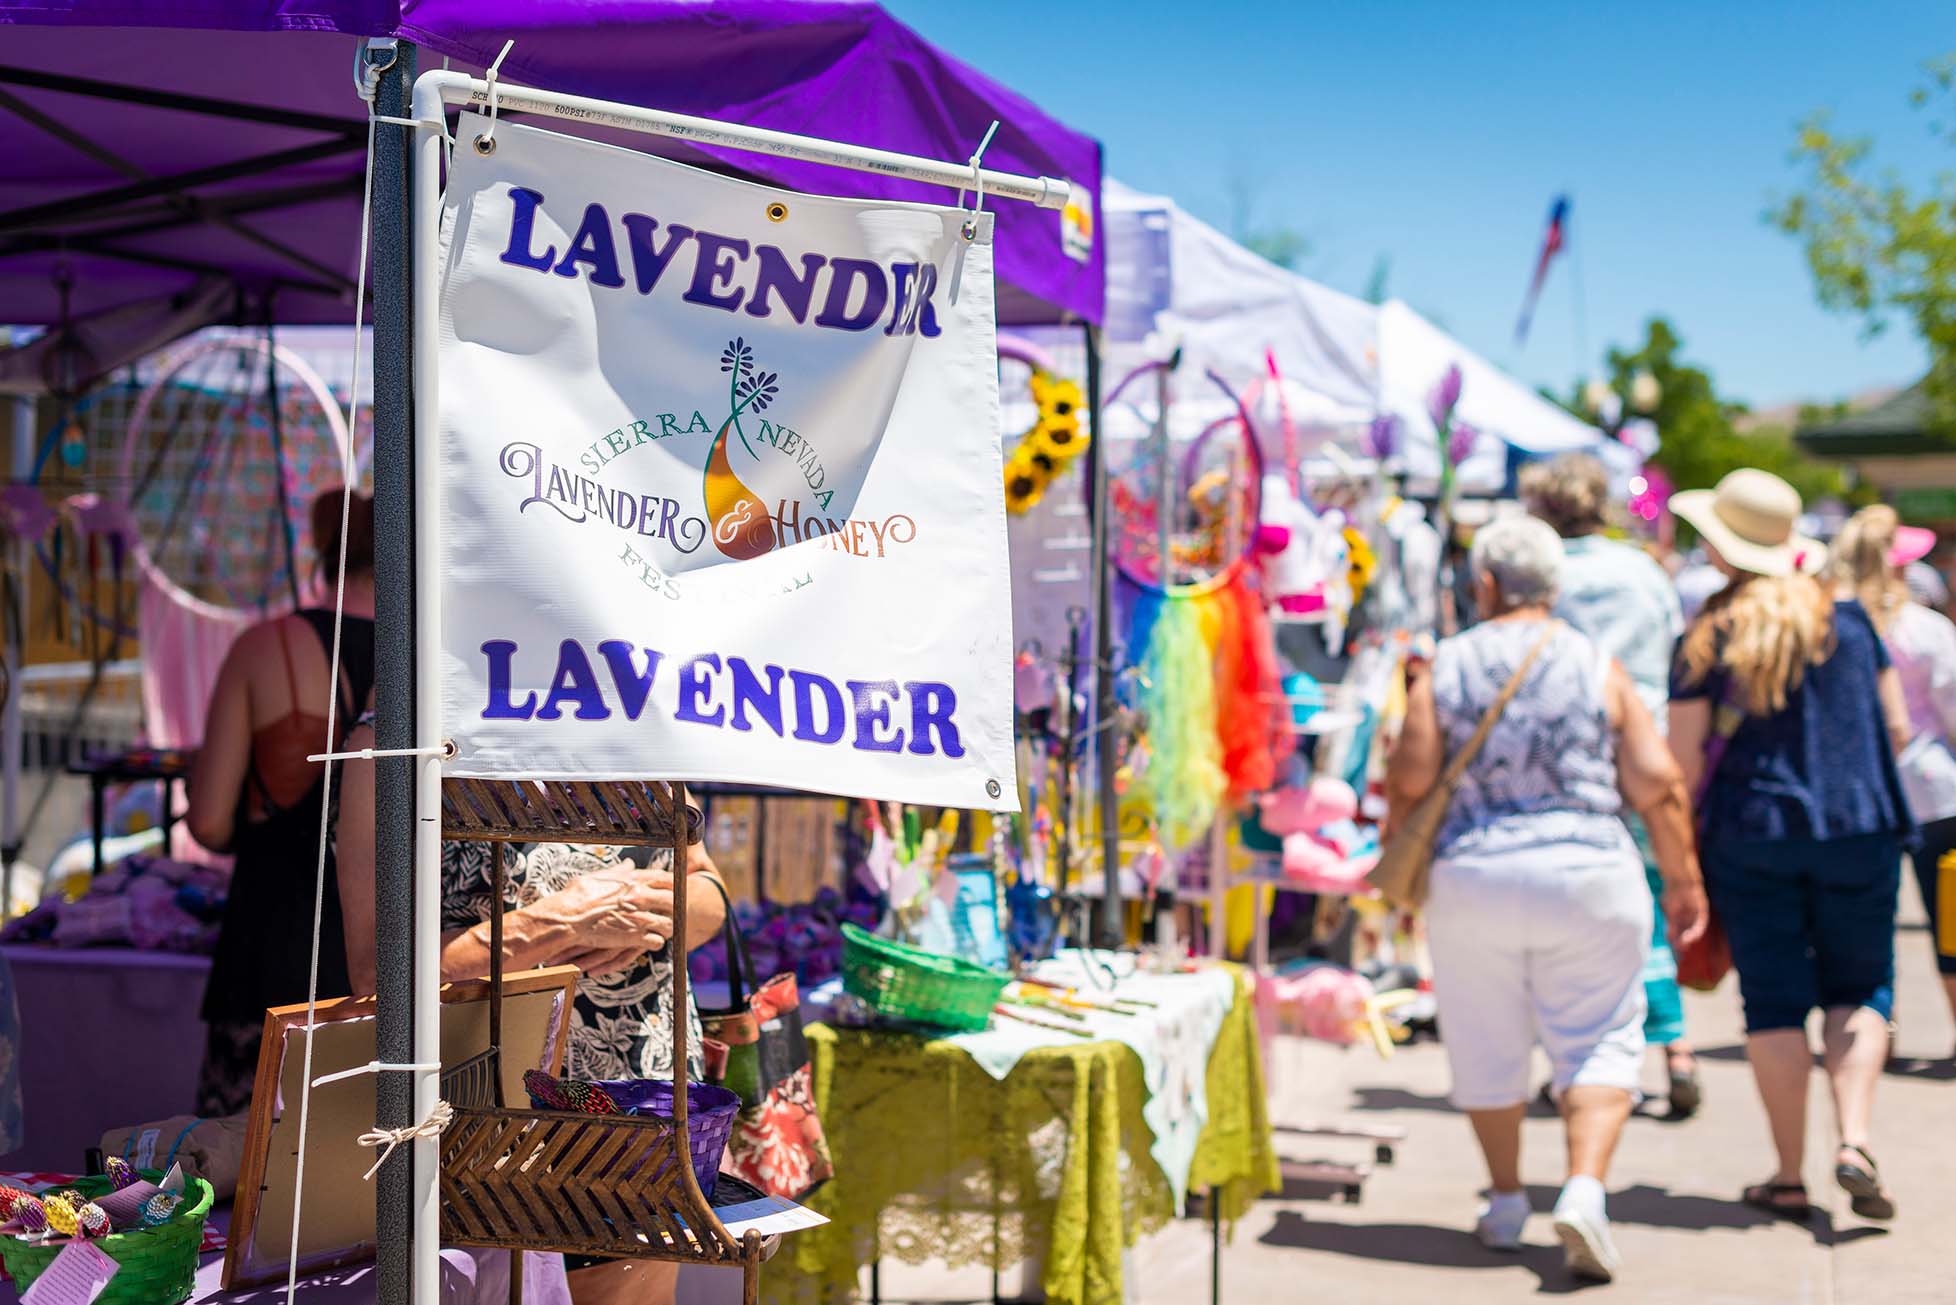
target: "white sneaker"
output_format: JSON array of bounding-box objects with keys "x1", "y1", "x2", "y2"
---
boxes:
[
  {"x1": 1551, "y1": 1201, "x2": 1621, "y2": 1283},
  {"x1": 1474, "y1": 1191, "x2": 1530, "y2": 1251}
]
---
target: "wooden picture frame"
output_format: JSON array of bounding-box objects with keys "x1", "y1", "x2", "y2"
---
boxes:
[{"x1": 222, "y1": 966, "x2": 579, "y2": 1289}]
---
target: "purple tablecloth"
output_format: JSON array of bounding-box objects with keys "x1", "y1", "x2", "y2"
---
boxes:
[
  {"x1": 0, "y1": 1204, "x2": 573, "y2": 1303},
  {"x1": 0, "y1": 946, "x2": 209, "y2": 1172}
]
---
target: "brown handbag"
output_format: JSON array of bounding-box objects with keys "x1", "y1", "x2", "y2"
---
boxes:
[{"x1": 1368, "y1": 623, "x2": 1559, "y2": 911}]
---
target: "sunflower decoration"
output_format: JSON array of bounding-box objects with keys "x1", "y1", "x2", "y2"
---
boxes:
[
  {"x1": 1004, "y1": 366, "x2": 1091, "y2": 514},
  {"x1": 1343, "y1": 525, "x2": 1378, "y2": 601}
]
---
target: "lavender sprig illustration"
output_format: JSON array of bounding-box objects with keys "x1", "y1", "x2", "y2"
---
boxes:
[{"x1": 720, "y1": 339, "x2": 781, "y2": 460}]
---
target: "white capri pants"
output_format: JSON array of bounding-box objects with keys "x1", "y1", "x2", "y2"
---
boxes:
[{"x1": 1425, "y1": 845, "x2": 1651, "y2": 1110}]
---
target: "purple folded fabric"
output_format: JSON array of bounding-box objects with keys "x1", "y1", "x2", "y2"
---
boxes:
[{"x1": 93, "y1": 1180, "x2": 163, "y2": 1231}]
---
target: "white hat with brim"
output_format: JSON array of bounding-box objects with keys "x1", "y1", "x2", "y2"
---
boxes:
[{"x1": 1669, "y1": 469, "x2": 1821, "y2": 579}]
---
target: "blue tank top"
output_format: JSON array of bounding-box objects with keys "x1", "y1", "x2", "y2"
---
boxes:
[{"x1": 1430, "y1": 619, "x2": 1631, "y2": 861}]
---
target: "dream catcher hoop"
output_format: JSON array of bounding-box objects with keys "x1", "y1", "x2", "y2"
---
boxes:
[
  {"x1": 1099, "y1": 360, "x2": 1263, "y2": 593},
  {"x1": 1080, "y1": 359, "x2": 1288, "y2": 852},
  {"x1": 115, "y1": 332, "x2": 352, "y2": 619}
]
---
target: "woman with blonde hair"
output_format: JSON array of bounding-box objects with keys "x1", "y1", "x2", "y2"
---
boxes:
[
  {"x1": 1669, "y1": 471, "x2": 1912, "y2": 1222},
  {"x1": 1831, "y1": 505, "x2": 1956, "y2": 1047}
]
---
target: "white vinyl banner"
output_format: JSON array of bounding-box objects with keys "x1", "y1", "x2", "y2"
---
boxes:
[{"x1": 437, "y1": 114, "x2": 1018, "y2": 810}]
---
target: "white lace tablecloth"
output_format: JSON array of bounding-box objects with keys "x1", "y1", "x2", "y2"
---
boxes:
[{"x1": 944, "y1": 953, "x2": 1236, "y2": 1211}]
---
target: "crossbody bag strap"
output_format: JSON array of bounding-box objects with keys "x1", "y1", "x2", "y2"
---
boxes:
[
  {"x1": 696, "y1": 872, "x2": 753, "y2": 1018},
  {"x1": 1435, "y1": 622, "x2": 1559, "y2": 794}
]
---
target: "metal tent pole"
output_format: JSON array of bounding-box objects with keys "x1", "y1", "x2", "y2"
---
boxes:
[
  {"x1": 3, "y1": 391, "x2": 29, "y2": 912},
  {"x1": 367, "y1": 37, "x2": 419, "y2": 1305},
  {"x1": 1083, "y1": 321, "x2": 1122, "y2": 949}
]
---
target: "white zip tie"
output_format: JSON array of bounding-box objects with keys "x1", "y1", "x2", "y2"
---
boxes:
[
  {"x1": 307, "y1": 740, "x2": 455, "y2": 764},
  {"x1": 959, "y1": 119, "x2": 1000, "y2": 242},
  {"x1": 473, "y1": 39, "x2": 517, "y2": 155},
  {"x1": 312, "y1": 1058, "x2": 445, "y2": 1089}
]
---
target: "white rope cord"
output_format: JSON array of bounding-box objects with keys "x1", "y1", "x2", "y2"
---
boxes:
[
  {"x1": 357, "y1": 1101, "x2": 456, "y2": 1182},
  {"x1": 282, "y1": 45, "x2": 386, "y2": 1305}
]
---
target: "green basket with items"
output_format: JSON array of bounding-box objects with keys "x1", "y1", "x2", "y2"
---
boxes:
[
  {"x1": 841, "y1": 922, "x2": 1010, "y2": 1032},
  {"x1": 0, "y1": 1163, "x2": 215, "y2": 1305}
]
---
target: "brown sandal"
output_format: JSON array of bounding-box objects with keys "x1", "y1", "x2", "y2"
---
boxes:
[
  {"x1": 1835, "y1": 1145, "x2": 1896, "y2": 1221},
  {"x1": 1742, "y1": 1181, "x2": 1812, "y2": 1220}
]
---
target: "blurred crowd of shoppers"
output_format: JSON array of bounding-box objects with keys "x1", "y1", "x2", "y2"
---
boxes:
[{"x1": 1389, "y1": 454, "x2": 1953, "y2": 1282}]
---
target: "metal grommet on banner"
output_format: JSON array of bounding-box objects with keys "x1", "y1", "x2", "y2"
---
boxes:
[
  {"x1": 986, "y1": 779, "x2": 1003, "y2": 800},
  {"x1": 766, "y1": 201, "x2": 790, "y2": 223},
  {"x1": 472, "y1": 38, "x2": 516, "y2": 157}
]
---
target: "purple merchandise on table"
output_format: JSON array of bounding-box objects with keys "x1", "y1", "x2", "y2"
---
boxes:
[{"x1": 0, "y1": 948, "x2": 208, "y2": 1172}]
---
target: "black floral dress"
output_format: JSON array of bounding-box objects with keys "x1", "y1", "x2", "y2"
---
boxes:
[{"x1": 439, "y1": 840, "x2": 705, "y2": 1082}]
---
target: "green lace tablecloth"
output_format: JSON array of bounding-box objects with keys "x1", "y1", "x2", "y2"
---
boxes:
[{"x1": 766, "y1": 968, "x2": 1277, "y2": 1305}]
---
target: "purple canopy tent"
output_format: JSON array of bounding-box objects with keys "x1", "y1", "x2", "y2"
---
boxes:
[
  {"x1": 0, "y1": 7, "x2": 1115, "y2": 1303},
  {"x1": 0, "y1": 0, "x2": 1104, "y2": 376}
]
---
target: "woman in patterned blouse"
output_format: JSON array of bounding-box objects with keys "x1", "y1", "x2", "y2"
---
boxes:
[{"x1": 332, "y1": 707, "x2": 726, "y2": 1305}]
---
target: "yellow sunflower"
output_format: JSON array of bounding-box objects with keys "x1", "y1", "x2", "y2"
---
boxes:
[
  {"x1": 1343, "y1": 526, "x2": 1378, "y2": 598},
  {"x1": 1004, "y1": 455, "x2": 1050, "y2": 514}
]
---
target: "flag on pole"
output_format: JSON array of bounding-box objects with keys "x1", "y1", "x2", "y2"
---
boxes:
[{"x1": 1513, "y1": 195, "x2": 1569, "y2": 346}]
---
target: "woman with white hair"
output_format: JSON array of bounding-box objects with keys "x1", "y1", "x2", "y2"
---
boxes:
[{"x1": 1386, "y1": 514, "x2": 1708, "y2": 1283}]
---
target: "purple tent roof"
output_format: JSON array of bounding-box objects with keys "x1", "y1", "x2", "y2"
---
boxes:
[{"x1": 0, "y1": 0, "x2": 1103, "y2": 353}]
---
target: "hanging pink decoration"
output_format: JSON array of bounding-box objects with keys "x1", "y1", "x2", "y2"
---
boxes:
[{"x1": 1627, "y1": 466, "x2": 1672, "y2": 525}]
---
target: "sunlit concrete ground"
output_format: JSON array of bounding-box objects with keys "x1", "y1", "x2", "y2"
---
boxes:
[{"x1": 826, "y1": 869, "x2": 1955, "y2": 1303}]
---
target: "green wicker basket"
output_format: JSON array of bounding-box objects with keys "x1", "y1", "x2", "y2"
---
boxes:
[
  {"x1": 0, "y1": 1172, "x2": 214, "y2": 1305},
  {"x1": 841, "y1": 923, "x2": 1009, "y2": 1032}
]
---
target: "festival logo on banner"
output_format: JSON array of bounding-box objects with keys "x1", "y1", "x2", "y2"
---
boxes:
[{"x1": 435, "y1": 113, "x2": 1017, "y2": 810}]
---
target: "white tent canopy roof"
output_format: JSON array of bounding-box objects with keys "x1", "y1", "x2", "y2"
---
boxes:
[{"x1": 1091, "y1": 180, "x2": 1606, "y2": 494}]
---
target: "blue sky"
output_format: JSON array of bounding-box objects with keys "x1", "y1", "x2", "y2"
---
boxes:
[{"x1": 884, "y1": 1, "x2": 1950, "y2": 409}]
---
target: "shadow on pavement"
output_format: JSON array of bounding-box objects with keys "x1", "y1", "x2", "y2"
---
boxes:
[
  {"x1": 1694, "y1": 1041, "x2": 1956, "y2": 1081},
  {"x1": 1522, "y1": 1183, "x2": 1775, "y2": 1231},
  {"x1": 1881, "y1": 1055, "x2": 1956, "y2": 1081},
  {"x1": 1256, "y1": 1210, "x2": 1598, "y2": 1294},
  {"x1": 1347, "y1": 1086, "x2": 1456, "y2": 1114}
]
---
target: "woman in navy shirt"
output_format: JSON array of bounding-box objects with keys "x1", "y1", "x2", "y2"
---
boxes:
[{"x1": 1668, "y1": 470, "x2": 1912, "y2": 1223}]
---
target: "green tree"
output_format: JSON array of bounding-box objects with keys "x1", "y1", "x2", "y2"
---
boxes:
[
  {"x1": 1567, "y1": 318, "x2": 1845, "y2": 501},
  {"x1": 1770, "y1": 55, "x2": 1956, "y2": 433}
]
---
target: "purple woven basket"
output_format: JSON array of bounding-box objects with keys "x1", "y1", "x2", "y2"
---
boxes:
[{"x1": 591, "y1": 1079, "x2": 742, "y2": 1197}]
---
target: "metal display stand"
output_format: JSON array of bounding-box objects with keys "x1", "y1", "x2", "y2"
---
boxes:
[{"x1": 434, "y1": 778, "x2": 767, "y2": 1304}]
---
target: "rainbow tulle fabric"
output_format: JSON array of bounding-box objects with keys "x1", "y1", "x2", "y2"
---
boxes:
[{"x1": 1125, "y1": 564, "x2": 1289, "y2": 847}]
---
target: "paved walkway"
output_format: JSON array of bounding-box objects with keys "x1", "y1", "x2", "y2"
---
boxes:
[
  {"x1": 1119, "y1": 872, "x2": 1956, "y2": 1303},
  {"x1": 842, "y1": 877, "x2": 1953, "y2": 1303}
]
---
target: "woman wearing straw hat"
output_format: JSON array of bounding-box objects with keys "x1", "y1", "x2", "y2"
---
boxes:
[
  {"x1": 1831, "y1": 505, "x2": 1956, "y2": 1050},
  {"x1": 1668, "y1": 470, "x2": 1913, "y2": 1222}
]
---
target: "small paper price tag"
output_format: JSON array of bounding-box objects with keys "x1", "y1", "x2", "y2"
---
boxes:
[{"x1": 20, "y1": 1241, "x2": 118, "y2": 1304}]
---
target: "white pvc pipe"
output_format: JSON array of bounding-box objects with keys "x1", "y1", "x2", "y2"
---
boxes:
[
  {"x1": 418, "y1": 69, "x2": 1072, "y2": 211},
  {"x1": 408, "y1": 72, "x2": 447, "y2": 1305}
]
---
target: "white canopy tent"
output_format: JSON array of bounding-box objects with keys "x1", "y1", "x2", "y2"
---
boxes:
[{"x1": 1088, "y1": 182, "x2": 1608, "y2": 494}]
